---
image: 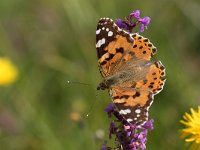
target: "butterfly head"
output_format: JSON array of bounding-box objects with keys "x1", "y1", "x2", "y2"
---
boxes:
[{"x1": 97, "y1": 81, "x2": 108, "y2": 90}]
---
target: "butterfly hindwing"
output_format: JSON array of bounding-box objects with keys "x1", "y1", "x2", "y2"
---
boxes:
[
  {"x1": 109, "y1": 88, "x2": 153, "y2": 125},
  {"x1": 134, "y1": 61, "x2": 166, "y2": 95}
]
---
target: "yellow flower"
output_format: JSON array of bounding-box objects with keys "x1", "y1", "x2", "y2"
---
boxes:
[
  {"x1": 180, "y1": 106, "x2": 200, "y2": 150},
  {"x1": 0, "y1": 57, "x2": 18, "y2": 85}
]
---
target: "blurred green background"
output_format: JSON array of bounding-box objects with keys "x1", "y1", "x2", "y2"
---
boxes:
[{"x1": 0, "y1": 0, "x2": 200, "y2": 149}]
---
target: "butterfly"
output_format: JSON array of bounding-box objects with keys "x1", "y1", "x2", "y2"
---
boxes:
[{"x1": 96, "y1": 18, "x2": 166, "y2": 125}]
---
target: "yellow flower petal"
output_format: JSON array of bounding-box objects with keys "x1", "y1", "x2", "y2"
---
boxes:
[
  {"x1": 180, "y1": 107, "x2": 200, "y2": 150},
  {"x1": 0, "y1": 57, "x2": 18, "y2": 85}
]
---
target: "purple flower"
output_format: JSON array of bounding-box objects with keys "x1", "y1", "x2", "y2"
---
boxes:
[
  {"x1": 116, "y1": 19, "x2": 129, "y2": 30},
  {"x1": 138, "y1": 17, "x2": 151, "y2": 32},
  {"x1": 109, "y1": 122, "x2": 115, "y2": 139},
  {"x1": 104, "y1": 103, "x2": 115, "y2": 118},
  {"x1": 115, "y1": 10, "x2": 151, "y2": 33},
  {"x1": 127, "y1": 124, "x2": 149, "y2": 150},
  {"x1": 130, "y1": 10, "x2": 140, "y2": 19},
  {"x1": 143, "y1": 119, "x2": 154, "y2": 130},
  {"x1": 139, "y1": 16, "x2": 151, "y2": 26}
]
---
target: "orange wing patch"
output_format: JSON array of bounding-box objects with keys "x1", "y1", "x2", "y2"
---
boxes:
[
  {"x1": 130, "y1": 34, "x2": 157, "y2": 61},
  {"x1": 110, "y1": 88, "x2": 151, "y2": 107},
  {"x1": 134, "y1": 61, "x2": 166, "y2": 94},
  {"x1": 98, "y1": 35, "x2": 133, "y2": 77}
]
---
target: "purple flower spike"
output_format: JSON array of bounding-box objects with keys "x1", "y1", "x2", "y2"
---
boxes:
[
  {"x1": 102, "y1": 104, "x2": 154, "y2": 150},
  {"x1": 115, "y1": 10, "x2": 151, "y2": 33},
  {"x1": 102, "y1": 102, "x2": 154, "y2": 150},
  {"x1": 130, "y1": 10, "x2": 140, "y2": 19}
]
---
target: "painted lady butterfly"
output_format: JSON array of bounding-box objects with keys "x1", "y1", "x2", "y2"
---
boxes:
[{"x1": 96, "y1": 18, "x2": 166, "y2": 125}]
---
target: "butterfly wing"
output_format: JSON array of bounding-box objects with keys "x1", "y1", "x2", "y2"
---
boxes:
[
  {"x1": 96, "y1": 18, "x2": 157, "y2": 77},
  {"x1": 129, "y1": 34, "x2": 157, "y2": 61},
  {"x1": 110, "y1": 87, "x2": 153, "y2": 125}
]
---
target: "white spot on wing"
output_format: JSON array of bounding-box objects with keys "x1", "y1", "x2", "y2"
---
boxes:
[
  {"x1": 102, "y1": 27, "x2": 105, "y2": 30},
  {"x1": 96, "y1": 38, "x2": 106, "y2": 48},
  {"x1": 108, "y1": 31, "x2": 113, "y2": 37},
  {"x1": 119, "y1": 109, "x2": 131, "y2": 115},
  {"x1": 127, "y1": 118, "x2": 133, "y2": 122},
  {"x1": 135, "y1": 109, "x2": 141, "y2": 114},
  {"x1": 101, "y1": 38, "x2": 105, "y2": 45},
  {"x1": 96, "y1": 29, "x2": 101, "y2": 35},
  {"x1": 145, "y1": 112, "x2": 149, "y2": 118},
  {"x1": 106, "y1": 28, "x2": 109, "y2": 32}
]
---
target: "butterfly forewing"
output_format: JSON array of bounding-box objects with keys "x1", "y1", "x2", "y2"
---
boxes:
[{"x1": 96, "y1": 18, "x2": 134, "y2": 77}]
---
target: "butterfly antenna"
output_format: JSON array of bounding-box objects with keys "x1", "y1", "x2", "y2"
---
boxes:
[
  {"x1": 67, "y1": 80, "x2": 99, "y2": 117},
  {"x1": 67, "y1": 80, "x2": 91, "y2": 86},
  {"x1": 86, "y1": 92, "x2": 99, "y2": 117}
]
